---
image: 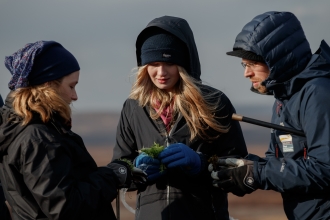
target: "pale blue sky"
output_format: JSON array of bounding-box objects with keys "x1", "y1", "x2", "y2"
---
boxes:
[{"x1": 1, "y1": 0, "x2": 329, "y2": 113}]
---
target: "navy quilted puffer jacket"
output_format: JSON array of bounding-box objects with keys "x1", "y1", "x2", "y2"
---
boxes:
[{"x1": 231, "y1": 11, "x2": 330, "y2": 220}]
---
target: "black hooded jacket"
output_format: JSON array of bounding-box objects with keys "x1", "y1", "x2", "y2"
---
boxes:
[
  {"x1": 112, "y1": 16, "x2": 248, "y2": 220},
  {"x1": 0, "y1": 95, "x2": 119, "y2": 220},
  {"x1": 0, "y1": 95, "x2": 11, "y2": 220}
]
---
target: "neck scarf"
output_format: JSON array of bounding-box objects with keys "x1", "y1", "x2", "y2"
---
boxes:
[{"x1": 153, "y1": 101, "x2": 174, "y2": 132}]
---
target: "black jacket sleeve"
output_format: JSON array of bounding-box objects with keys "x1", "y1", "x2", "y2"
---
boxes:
[{"x1": 22, "y1": 135, "x2": 118, "y2": 220}]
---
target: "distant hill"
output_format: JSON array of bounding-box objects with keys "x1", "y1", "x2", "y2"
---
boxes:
[
  {"x1": 71, "y1": 112, "x2": 119, "y2": 147},
  {"x1": 71, "y1": 104, "x2": 274, "y2": 148}
]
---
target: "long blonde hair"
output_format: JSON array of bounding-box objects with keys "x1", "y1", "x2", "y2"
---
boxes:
[
  {"x1": 129, "y1": 65, "x2": 229, "y2": 141},
  {"x1": 11, "y1": 79, "x2": 71, "y2": 125}
]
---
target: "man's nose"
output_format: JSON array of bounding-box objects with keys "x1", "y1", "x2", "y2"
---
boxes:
[{"x1": 244, "y1": 68, "x2": 254, "y2": 78}]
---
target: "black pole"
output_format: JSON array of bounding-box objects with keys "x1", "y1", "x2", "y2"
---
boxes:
[{"x1": 232, "y1": 113, "x2": 305, "y2": 137}]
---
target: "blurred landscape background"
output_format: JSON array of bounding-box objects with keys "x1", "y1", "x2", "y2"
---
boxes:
[
  {"x1": 2, "y1": 1, "x2": 330, "y2": 219},
  {"x1": 72, "y1": 105, "x2": 287, "y2": 220}
]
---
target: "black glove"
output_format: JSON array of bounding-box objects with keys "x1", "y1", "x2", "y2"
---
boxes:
[
  {"x1": 131, "y1": 167, "x2": 148, "y2": 185},
  {"x1": 208, "y1": 158, "x2": 257, "y2": 197},
  {"x1": 107, "y1": 160, "x2": 147, "y2": 188}
]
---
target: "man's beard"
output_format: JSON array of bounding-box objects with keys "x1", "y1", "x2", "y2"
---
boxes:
[{"x1": 253, "y1": 82, "x2": 268, "y2": 94}]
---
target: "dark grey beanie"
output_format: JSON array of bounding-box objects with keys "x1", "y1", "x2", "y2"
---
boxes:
[
  {"x1": 226, "y1": 49, "x2": 264, "y2": 62},
  {"x1": 140, "y1": 29, "x2": 189, "y2": 71}
]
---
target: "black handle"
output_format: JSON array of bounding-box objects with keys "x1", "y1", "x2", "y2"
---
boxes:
[{"x1": 232, "y1": 113, "x2": 305, "y2": 137}]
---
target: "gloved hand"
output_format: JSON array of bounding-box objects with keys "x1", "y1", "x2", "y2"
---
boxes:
[
  {"x1": 134, "y1": 152, "x2": 166, "y2": 182},
  {"x1": 158, "y1": 143, "x2": 201, "y2": 175},
  {"x1": 107, "y1": 160, "x2": 147, "y2": 188},
  {"x1": 208, "y1": 158, "x2": 257, "y2": 197}
]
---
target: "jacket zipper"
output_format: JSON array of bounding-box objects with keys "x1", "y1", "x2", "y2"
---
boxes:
[
  {"x1": 164, "y1": 113, "x2": 179, "y2": 220},
  {"x1": 165, "y1": 131, "x2": 172, "y2": 219}
]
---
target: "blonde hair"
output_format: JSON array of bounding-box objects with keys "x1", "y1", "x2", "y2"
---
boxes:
[
  {"x1": 129, "y1": 65, "x2": 229, "y2": 141},
  {"x1": 11, "y1": 80, "x2": 71, "y2": 125}
]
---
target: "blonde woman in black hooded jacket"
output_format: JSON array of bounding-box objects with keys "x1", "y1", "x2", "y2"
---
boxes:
[{"x1": 112, "y1": 16, "x2": 248, "y2": 220}]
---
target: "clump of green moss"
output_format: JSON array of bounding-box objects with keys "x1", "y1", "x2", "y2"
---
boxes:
[
  {"x1": 119, "y1": 158, "x2": 134, "y2": 170},
  {"x1": 139, "y1": 142, "x2": 165, "y2": 158},
  {"x1": 159, "y1": 164, "x2": 166, "y2": 172},
  {"x1": 139, "y1": 142, "x2": 166, "y2": 172}
]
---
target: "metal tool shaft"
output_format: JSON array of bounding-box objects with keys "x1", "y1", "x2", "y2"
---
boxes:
[{"x1": 232, "y1": 113, "x2": 305, "y2": 137}]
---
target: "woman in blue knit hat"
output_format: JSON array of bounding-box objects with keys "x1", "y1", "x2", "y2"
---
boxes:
[
  {"x1": 0, "y1": 41, "x2": 146, "y2": 220},
  {"x1": 111, "y1": 16, "x2": 248, "y2": 220}
]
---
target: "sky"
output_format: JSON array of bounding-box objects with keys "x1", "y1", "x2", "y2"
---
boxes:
[{"x1": 1, "y1": 0, "x2": 329, "y2": 113}]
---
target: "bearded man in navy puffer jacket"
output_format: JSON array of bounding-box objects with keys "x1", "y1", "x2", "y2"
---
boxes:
[{"x1": 209, "y1": 11, "x2": 330, "y2": 220}]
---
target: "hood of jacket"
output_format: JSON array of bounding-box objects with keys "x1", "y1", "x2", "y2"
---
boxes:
[
  {"x1": 231, "y1": 11, "x2": 313, "y2": 95},
  {"x1": 0, "y1": 94, "x2": 27, "y2": 160},
  {"x1": 136, "y1": 15, "x2": 201, "y2": 81},
  {"x1": 272, "y1": 40, "x2": 330, "y2": 99},
  {"x1": 0, "y1": 94, "x2": 70, "y2": 160}
]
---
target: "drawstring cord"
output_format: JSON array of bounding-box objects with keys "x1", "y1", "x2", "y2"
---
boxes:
[{"x1": 276, "y1": 101, "x2": 282, "y2": 116}]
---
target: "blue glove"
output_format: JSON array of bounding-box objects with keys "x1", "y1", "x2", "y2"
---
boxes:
[
  {"x1": 158, "y1": 143, "x2": 201, "y2": 175},
  {"x1": 134, "y1": 152, "x2": 166, "y2": 182}
]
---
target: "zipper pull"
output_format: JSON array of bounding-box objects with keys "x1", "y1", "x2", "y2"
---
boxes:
[
  {"x1": 276, "y1": 101, "x2": 282, "y2": 116},
  {"x1": 165, "y1": 136, "x2": 170, "y2": 147}
]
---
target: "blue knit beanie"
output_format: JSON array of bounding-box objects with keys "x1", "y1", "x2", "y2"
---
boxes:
[
  {"x1": 140, "y1": 29, "x2": 189, "y2": 71},
  {"x1": 5, "y1": 41, "x2": 80, "y2": 91}
]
